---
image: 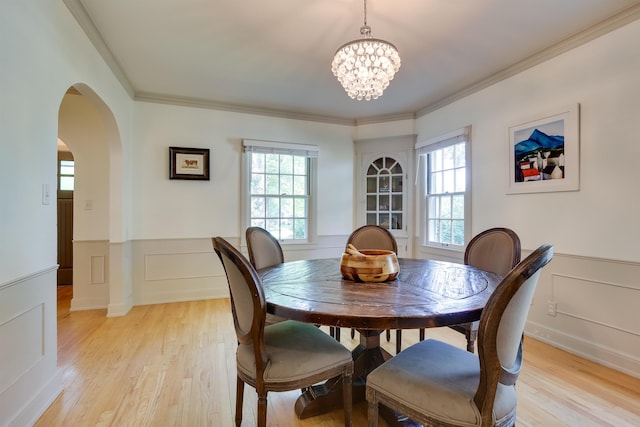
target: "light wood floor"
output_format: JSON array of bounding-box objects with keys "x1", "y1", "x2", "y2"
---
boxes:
[{"x1": 36, "y1": 285, "x2": 640, "y2": 426}]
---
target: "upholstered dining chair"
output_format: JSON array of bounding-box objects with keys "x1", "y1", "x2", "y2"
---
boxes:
[
  {"x1": 245, "y1": 227, "x2": 287, "y2": 326},
  {"x1": 450, "y1": 227, "x2": 521, "y2": 352},
  {"x1": 345, "y1": 225, "x2": 400, "y2": 352},
  {"x1": 246, "y1": 226, "x2": 284, "y2": 271},
  {"x1": 213, "y1": 237, "x2": 354, "y2": 427},
  {"x1": 366, "y1": 244, "x2": 554, "y2": 427},
  {"x1": 346, "y1": 224, "x2": 398, "y2": 254},
  {"x1": 246, "y1": 226, "x2": 340, "y2": 338}
]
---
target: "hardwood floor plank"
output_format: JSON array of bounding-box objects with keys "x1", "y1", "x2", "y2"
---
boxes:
[{"x1": 35, "y1": 288, "x2": 640, "y2": 426}]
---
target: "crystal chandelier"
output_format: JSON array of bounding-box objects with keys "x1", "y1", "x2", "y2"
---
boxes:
[{"x1": 331, "y1": 0, "x2": 401, "y2": 101}]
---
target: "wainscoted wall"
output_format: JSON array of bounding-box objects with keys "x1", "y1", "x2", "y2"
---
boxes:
[
  {"x1": 0, "y1": 267, "x2": 62, "y2": 426},
  {"x1": 130, "y1": 235, "x2": 349, "y2": 306},
  {"x1": 417, "y1": 245, "x2": 640, "y2": 378},
  {"x1": 72, "y1": 237, "x2": 640, "y2": 378},
  {"x1": 528, "y1": 251, "x2": 640, "y2": 378},
  {"x1": 71, "y1": 240, "x2": 110, "y2": 311},
  {"x1": 131, "y1": 238, "x2": 226, "y2": 306}
]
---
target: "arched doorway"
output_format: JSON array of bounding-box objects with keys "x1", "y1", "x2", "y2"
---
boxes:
[{"x1": 57, "y1": 84, "x2": 130, "y2": 315}]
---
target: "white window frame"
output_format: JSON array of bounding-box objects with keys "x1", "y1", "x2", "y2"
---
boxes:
[
  {"x1": 242, "y1": 139, "x2": 318, "y2": 243},
  {"x1": 415, "y1": 126, "x2": 471, "y2": 252}
]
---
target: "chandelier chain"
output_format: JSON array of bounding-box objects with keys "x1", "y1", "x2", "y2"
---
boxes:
[{"x1": 363, "y1": 0, "x2": 367, "y2": 26}]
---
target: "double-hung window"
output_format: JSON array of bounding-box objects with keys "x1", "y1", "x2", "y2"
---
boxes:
[
  {"x1": 243, "y1": 139, "x2": 318, "y2": 242},
  {"x1": 416, "y1": 127, "x2": 471, "y2": 250}
]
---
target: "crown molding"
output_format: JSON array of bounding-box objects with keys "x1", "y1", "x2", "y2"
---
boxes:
[
  {"x1": 63, "y1": 0, "x2": 135, "y2": 98},
  {"x1": 355, "y1": 112, "x2": 416, "y2": 126},
  {"x1": 416, "y1": 3, "x2": 640, "y2": 118},
  {"x1": 133, "y1": 93, "x2": 356, "y2": 126},
  {"x1": 64, "y1": 1, "x2": 640, "y2": 125}
]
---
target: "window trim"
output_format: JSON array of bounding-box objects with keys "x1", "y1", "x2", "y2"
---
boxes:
[
  {"x1": 242, "y1": 139, "x2": 318, "y2": 244},
  {"x1": 415, "y1": 126, "x2": 471, "y2": 252}
]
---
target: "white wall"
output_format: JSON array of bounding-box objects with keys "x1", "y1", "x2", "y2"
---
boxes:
[
  {"x1": 128, "y1": 102, "x2": 357, "y2": 306},
  {"x1": 415, "y1": 21, "x2": 640, "y2": 261},
  {"x1": 415, "y1": 19, "x2": 640, "y2": 376},
  {"x1": 0, "y1": 1, "x2": 134, "y2": 425},
  {"x1": 131, "y1": 102, "x2": 356, "y2": 240},
  {"x1": 58, "y1": 93, "x2": 111, "y2": 240}
]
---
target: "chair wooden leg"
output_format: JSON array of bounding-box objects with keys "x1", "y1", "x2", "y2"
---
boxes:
[
  {"x1": 466, "y1": 339, "x2": 475, "y2": 353},
  {"x1": 466, "y1": 329, "x2": 477, "y2": 353},
  {"x1": 335, "y1": 327, "x2": 341, "y2": 341},
  {"x1": 351, "y1": 328, "x2": 355, "y2": 339},
  {"x1": 386, "y1": 329, "x2": 391, "y2": 341},
  {"x1": 395, "y1": 330, "x2": 402, "y2": 354},
  {"x1": 419, "y1": 328, "x2": 425, "y2": 341},
  {"x1": 342, "y1": 371, "x2": 353, "y2": 426},
  {"x1": 235, "y1": 377, "x2": 244, "y2": 427},
  {"x1": 257, "y1": 392, "x2": 268, "y2": 427},
  {"x1": 367, "y1": 395, "x2": 379, "y2": 427}
]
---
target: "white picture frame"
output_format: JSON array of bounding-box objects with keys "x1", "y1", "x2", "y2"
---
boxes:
[{"x1": 507, "y1": 104, "x2": 580, "y2": 194}]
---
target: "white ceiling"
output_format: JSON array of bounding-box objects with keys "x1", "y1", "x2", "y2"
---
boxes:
[{"x1": 65, "y1": 0, "x2": 640, "y2": 123}]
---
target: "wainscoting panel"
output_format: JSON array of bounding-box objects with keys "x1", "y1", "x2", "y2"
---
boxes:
[
  {"x1": 71, "y1": 240, "x2": 110, "y2": 311},
  {"x1": 0, "y1": 267, "x2": 62, "y2": 427},
  {"x1": 552, "y1": 273, "x2": 639, "y2": 336},
  {"x1": 90, "y1": 255, "x2": 105, "y2": 284},
  {"x1": 131, "y1": 235, "x2": 349, "y2": 306},
  {"x1": 526, "y1": 251, "x2": 640, "y2": 378},
  {"x1": 145, "y1": 252, "x2": 216, "y2": 281},
  {"x1": 132, "y1": 238, "x2": 228, "y2": 305},
  {"x1": 0, "y1": 303, "x2": 44, "y2": 393}
]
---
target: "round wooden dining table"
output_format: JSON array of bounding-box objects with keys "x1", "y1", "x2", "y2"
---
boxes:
[{"x1": 258, "y1": 257, "x2": 502, "y2": 425}]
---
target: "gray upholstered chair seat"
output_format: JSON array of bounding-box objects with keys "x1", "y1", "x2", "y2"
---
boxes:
[
  {"x1": 237, "y1": 320, "x2": 353, "y2": 384},
  {"x1": 213, "y1": 237, "x2": 353, "y2": 426},
  {"x1": 366, "y1": 245, "x2": 554, "y2": 427},
  {"x1": 367, "y1": 339, "x2": 516, "y2": 426}
]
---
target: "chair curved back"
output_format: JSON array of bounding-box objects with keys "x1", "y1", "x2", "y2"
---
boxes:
[
  {"x1": 246, "y1": 227, "x2": 284, "y2": 270},
  {"x1": 346, "y1": 225, "x2": 398, "y2": 253},
  {"x1": 212, "y1": 237, "x2": 268, "y2": 371},
  {"x1": 465, "y1": 227, "x2": 521, "y2": 276},
  {"x1": 474, "y1": 244, "x2": 554, "y2": 425}
]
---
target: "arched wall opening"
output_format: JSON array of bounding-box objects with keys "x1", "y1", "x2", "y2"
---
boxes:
[{"x1": 58, "y1": 84, "x2": 131, "y2": 315}]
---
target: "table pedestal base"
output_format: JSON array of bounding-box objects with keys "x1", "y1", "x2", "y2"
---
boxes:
[{"x1": 294, "y1": 330, "x2": 417, "y2": 426}]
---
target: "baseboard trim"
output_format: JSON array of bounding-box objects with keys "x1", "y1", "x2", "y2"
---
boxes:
[
  {"x1": 4, "y1": 368, "x2": 63, "y2": 427},
  {"x1": 526, "y1": 321, "x2": 640, "y2": 379},
  {"x1": 135, "y1": 289, "x2": 228, "y2": 307},
  {"x1": 70, "y1": 297, "x2": 108, "y2": 311}
]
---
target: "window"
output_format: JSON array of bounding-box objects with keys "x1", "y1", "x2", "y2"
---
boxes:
[
  {"x1": 59, "y1": 159, "x2": 75, "y2": 191},
  {"x1": 416, "y1": 127, "x2": 470, "y2": 249},
  {"x1": 243, "y1": 140, "x2": 318, "y2": 242}
]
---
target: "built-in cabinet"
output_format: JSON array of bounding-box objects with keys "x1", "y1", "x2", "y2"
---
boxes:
[
  {"x1": 355, "y1": 135, "x2": 416, "y2": 257},
  {"x1": 365, "y1": 156, "x2": 404, "y2": 231}
]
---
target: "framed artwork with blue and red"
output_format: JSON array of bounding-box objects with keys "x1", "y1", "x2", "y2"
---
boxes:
[{"x1": 508, "y1": 104, "x2": 579, "y2": 194}]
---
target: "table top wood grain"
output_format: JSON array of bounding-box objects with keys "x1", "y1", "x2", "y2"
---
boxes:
[{"x1": 259, "y1": 257, "x2": 502, "y2": 331}]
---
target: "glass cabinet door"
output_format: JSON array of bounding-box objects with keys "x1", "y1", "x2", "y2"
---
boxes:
[{"x1": 365, "y1": 156, "x2": 403, "y2": 231}]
